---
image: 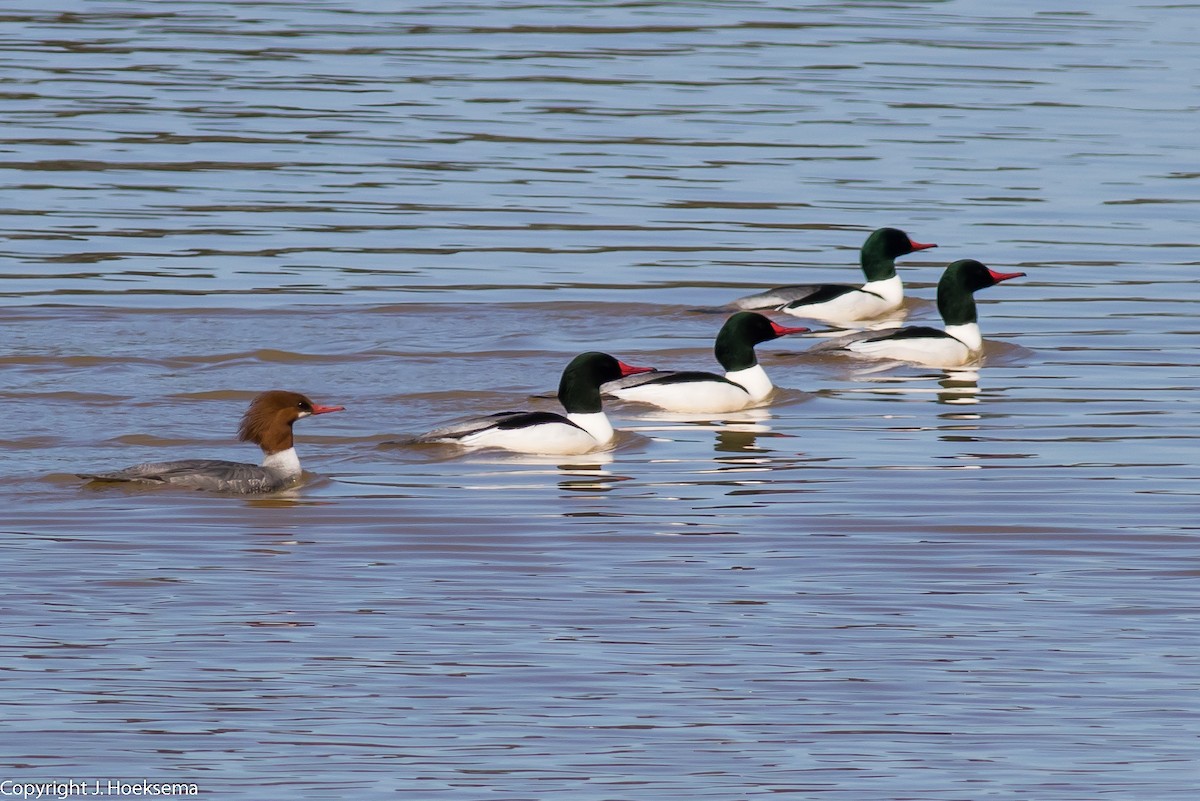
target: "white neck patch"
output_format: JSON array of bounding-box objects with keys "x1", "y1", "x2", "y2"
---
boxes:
[
  {"x1": 725, "y1": 364, "x2": 773, "y2": 401},
  {"x1": 944, "y1": 322, "x2": 983, "y2": 352},
  {"x1": 567, "y1": 411, "x2": 614, "y2": 445},
  {"x1": 262, "y1": 447, "x2": 302, "y2": 478},
  {"x1": 861, "y1": 274, "x2": 903, "y2": 304}
]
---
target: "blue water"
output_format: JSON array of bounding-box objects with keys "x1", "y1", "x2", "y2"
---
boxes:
[{"x1": 2, "y1": 2, "x2": 1198, "y2": 799}]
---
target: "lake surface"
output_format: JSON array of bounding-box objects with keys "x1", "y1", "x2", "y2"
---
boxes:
[{"x1": 2, "y1": 1, "x2": 1198, "y2": 798}]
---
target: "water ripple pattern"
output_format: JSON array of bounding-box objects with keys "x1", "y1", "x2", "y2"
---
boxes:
[{"x1": 1, "y1": 2, "x2": 1198, "y2": 800}]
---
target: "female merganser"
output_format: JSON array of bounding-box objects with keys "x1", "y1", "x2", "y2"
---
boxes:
[
  {"x1": 604, "y1": 312, "x2": 808, "y2": 413},
  {"x1": 79, "y1": 390, "x2": 344, "y2": 493},
  {"x1": 419, "y1": 352, "x2": 652, "y2": 455},
  {"x1": 731, "y1": 227, "x2": 937, "y2": 324},
  {"x1": 812, "y1": 259, "x2": 1025, "y2": 367}
]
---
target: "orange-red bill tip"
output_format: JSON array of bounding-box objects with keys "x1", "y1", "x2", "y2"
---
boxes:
[
  {"x1": 988, "y1": 269, "x2": 1026, "y2": 283},
  {"x1": 617, "y1": 361, "x2": 654, "y2": 377},
  {"x1": 770, "y1": 321, "x2": 810, "y2": 336},
  {"x1": 311, "y1": 404, "x2": 345, "y2": 415}
]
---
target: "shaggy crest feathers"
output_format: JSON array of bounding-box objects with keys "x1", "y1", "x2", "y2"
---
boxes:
[{"x1": 237, "y1": 390, "x2": 315, "y2": 455}]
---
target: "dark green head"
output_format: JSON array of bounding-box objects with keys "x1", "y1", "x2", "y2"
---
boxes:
[
  {"x1": 860, "y1": 227, "x2": 937, "y2": 282},
  {"x1": 558, "y1": 351, "x2": 652, "y2": 413},
  {"x1": 936, "y1": 259, "x2": 1026, "y2": 326},
  {"x1": 714, "y1": 312, "x2": 809, "y2": 372}
]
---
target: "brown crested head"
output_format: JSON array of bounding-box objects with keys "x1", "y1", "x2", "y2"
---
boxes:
[{"x1": 237, "y1": 390, "x2": 344, "y2": 454}]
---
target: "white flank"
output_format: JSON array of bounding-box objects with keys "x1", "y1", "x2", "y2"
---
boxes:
[
  {"x1": 783, "y1": 276, "x2": 902, "y2": 322},
  {"x1": 610, "y1": 366, "x2": 779, "y2": 414},
  {"x1": 615, "y1": 380, "x2": 753, "y2": 413},
  {"x1": 846, "y1": 329, "x2": 978, "y2": 368},
  {"x1": 459, "y1": 413, "x2": 611, "y2": 456}
]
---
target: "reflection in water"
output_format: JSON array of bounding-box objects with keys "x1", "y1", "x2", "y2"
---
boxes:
[
  {"x1": 455, "y1": 450, "x2": 617, "y2": 469},
  {"x1": 624, "y1": 408, "x2": 777, "y2": 454},
  {"x1": 936, "y1": 419, "x2": 983, "y2": 440},
  {"x1": 242, "y1": 490, "x2": 323, "y2": 506},
  {"x1": 556, "y1": 459, "x2": 626, "y2": 494},
  {"x1": 937, "y1": 413, "x2": 982, "y2": 429},
  {"x1": 831, "y1": 368, "x2": 983, "y2": 405},
  {"x1": 4, "y1": 2, "x2": 1199, "y2": 798},
  {"x1": 937, "y1": 370, "x2": 981, "y2": 405},
  {"x1": 713, "y1": 426, "x2": 773, "y2": 454},
  {"x1": 626, "y1": 407, "x2": 773, "y2": 426}
]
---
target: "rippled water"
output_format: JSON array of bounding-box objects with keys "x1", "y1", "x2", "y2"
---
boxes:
[{"x1": 2, "y1": 2, "x2": 1199, "y2": 799}]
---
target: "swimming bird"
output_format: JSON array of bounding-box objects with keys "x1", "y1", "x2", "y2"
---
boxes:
[
  {"x1": 810, "y1": 259, "x2": 1025, "y2": 367},
  {"x1": 604, "y1": 312, "x2": 808, "y2": 413},
  {"x1": 419, "y1": 352, "x2": 652, "y2": 455},
  {"x1": 731, "y1": 227, "x2": 937, "y2": 324},
  {"x1": 79, "y1": 390, "x2": 344, "y2": 493}
]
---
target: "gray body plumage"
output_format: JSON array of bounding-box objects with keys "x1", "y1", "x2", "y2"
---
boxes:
[
  {"x1": 731, "y1": 284, "x2": 829, "y2": 310},
  {"x1": 79, "y1": 459, "x2": 296, "y2": 493}
]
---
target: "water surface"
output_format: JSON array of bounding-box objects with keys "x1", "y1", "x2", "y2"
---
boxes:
[{"x1": 2, "y1": 2, "x2": 1198, "y2": 799}]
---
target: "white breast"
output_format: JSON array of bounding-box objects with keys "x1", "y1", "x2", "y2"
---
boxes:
[
  {"x1": 566, "y1": 412, "x2": 614, "y2": 445},
  {"x1": 725, "y1": 364, "x2": 773, "y2": 401},
  {"x1": 261, "y1": 447, "x2": 302, "y2": 478},
  {"x1": 943, "y1": 323, "x2": 982, "y2": 352}
]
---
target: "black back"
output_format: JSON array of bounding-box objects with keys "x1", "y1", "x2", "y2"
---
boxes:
[
  {"x1": 784, "y1": 283, "x2": 858, "y2": 309},
  {"x1": 866, "y1": 326, "x2": 952, "y2": 342},
  {"x1": 493, "y1": 411, "x2": 579, "y2": 431},
  {"x1": 638, "y1": 370, "x2": 740, "y2": 387}
]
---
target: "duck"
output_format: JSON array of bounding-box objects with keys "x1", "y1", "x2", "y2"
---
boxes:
[
  {"x1": 79, "y1": 390, "x2": 344, "y2": 493},
  {"x1": 811, "y1": 259, "x2": 1025, "y2": 367},
  {"x1": 604, "y1": 312, "x2": 808, "y2": 413},
  {"x1": 731, "y1": 227, "x2": 937, "y2": 324},
  {"x1": 419, "y1": 352, "x2": 652, "y2": 455}
]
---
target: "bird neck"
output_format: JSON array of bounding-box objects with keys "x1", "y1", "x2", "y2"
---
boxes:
[
  {"x1": 861, "y1": 274, "x2": 903, "y2": 303},
  {"x1": 261, "y1": 447, "x2": 301, "y2": 477},
  {"x1": 725, "y1": 364, "x2": 773, "y2": 401},
  {"x1": 714, "y1": 331, "x2": 759, "y2": 372},
  {"x1": 944, "y1": 323, "x2": 983, "y2": 352},
  {"x1": 559, "y1": 374, "x2": 603, "y2": 414},
  {"x1": 861, "y1": 250, "x2": 898, "y2": 282},
  {"x1": 566, "y1": 411, "x2": 614, "y2": 444},
  {"x1": 937, "y1": 281, "x2": 979, "y2": 327}
]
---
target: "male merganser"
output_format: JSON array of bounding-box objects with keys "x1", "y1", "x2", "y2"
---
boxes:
[
  {"x1": 731, "y1": 227, "x2": 937, "y2": 324},
  {"x1": 79, "y1": 390, "x2": 344, "y2": 493},
  {"x1": 419, "y1": 352, "x2": 652, "y2": 455},
  {"x1": 604, "y1": 312, "x2": 808, "y2": 413},
  {"x1": 811, "y1": 259, "x2": 1025, "y2": 367}
]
